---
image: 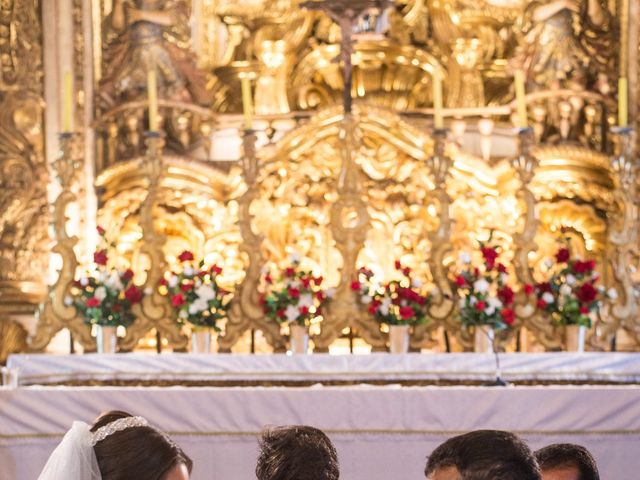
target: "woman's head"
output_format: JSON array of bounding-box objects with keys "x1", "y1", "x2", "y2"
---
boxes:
[{"x1": 90, "y1": 410, "x2": 192, "y2": 480}]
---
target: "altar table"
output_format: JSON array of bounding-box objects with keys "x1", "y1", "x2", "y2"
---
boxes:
[
  {"x1": 8, "y1": 352, "x2": 640, "y2": 385},
  {"x1": 1, "y1": 384, "x2": 639, "y2": 479}
]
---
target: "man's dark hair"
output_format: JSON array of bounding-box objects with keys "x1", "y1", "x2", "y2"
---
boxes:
[
  {"x1": 424, "y1": 430, "x2": 541, "y2": 480},
  {"x1": 91, "y1": 410, "x2": 193, "y2": 480},
  {"x1": 535, "y1": 443, "x2": 599, "y2": 480},
  {"x1": 256, "y1": 425, "x2": 339, "y2": 480}
]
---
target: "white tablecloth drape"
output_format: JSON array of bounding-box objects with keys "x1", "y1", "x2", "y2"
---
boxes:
[
  {"x1": 1, "y1": 385, "x2": 639, "y2": 479},
  {"x1": 8, "y1": 352, "x2": 640, "y2": 385}
]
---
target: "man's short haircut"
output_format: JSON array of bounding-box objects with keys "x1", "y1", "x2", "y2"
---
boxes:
[
  {"x1": 256, "y1": 425, "x2": 339, "y2": 480},
  {"x1": 535, "y1": 443, "x2": 599, "y2": 480},
  {"x1": 424, "y1": 429, "x2": 541, "y2": 480}
]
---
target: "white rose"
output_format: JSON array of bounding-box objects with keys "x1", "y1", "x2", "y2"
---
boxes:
[
  {"x1": 80, "y1": 277, "x2": 89, "y2": 287},
  {"x1": 325, "y1": 288, "x2": 336, "y2": 299},
  {"x1": 542, "y1": 292, "x2": 555, "y2": 304},
  {"x1": 361, "y1": 295, "x2": 372, "y2": 305},
  {"x1": 168, "y1": 275, "x2": 179, "y2": 288},
  {"x1": 288, "y1": 251, "x2": 302, "y2": 264},
  {"x1": 566, "y1": 274, "x2": 576, "y2": 286},
  {"x1": 459, "y1": 252, "x2": 472, "y2": 264},
  {"x1": 379, "y1": 297, "x2": 392, "y2": 316},
  {"x1": 195, "y1": 284, "x2": 216, "y2": 302},
  {"x1": 179, "y1": 309, "x2": 188, "y2": 319},
  {"x1": 559, "y1": 284, "x2": 572, "y2": 296},
  {"x1": 485, "y1": 305, "x2": 496, "y2": 315},
  {"x1": 487, "y1": 297, "x2": 502, "y2": 309},
  {"x1": 469, "y1": 295, "x2": 477, "y2": 305},
  {"x1": 188, "y1": 303, "x2": 198, "y2": 315},
  {"x1": 64, "y1": 296, "x2": 73, "y2": 306},
  {"x1": 94, "y1": 286, "x2": 107, "y2": 301},
  {"x1": 411, "y1": 278, "x2": 423, "y2": 288},
  {"x1": 544, "y1": 259, "x2": 554, "y2": 269},
  {"x1": 500, "y1": 273, "x2": 509, "y2": 284},
  {"x1": 106, "y1": 272, "x2": 123, "y2": 291},
  {"x1": 473, "y1": 278, "x2": 490, "y2": 294},
  {"x1": 607, "y1": 288, "x2": 618, "y2": 300},
  {"x1": 285, "y1": 304, "x2": 300, "y2": 323},
  {"x1": 183, "y1": 266, "x2": 195, "y2": 277},
  {"x1": 298, "y1": 293, "x2": 314, "y2": 308}
]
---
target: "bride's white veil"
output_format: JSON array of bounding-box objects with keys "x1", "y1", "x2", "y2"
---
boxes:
[{"x1": 38, "y1": 421, "x2": 102, "y2": 480}]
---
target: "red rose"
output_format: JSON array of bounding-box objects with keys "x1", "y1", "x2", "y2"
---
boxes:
[
  {"x1": 481, "y1": 247, "x2": 498, "y2": 269},
  {"x1": 96, "y1": 225, "x2": 106, "y2": 236},
  {"x1": 475, "y1": 300, "x2": 486, "y2": 311},
  {"x1": 171, "y1": 294, "x2": 185, "y2": 307},
  {"x1": 579, "y1": 306, "x2": 590, "y2": 314},
  {"x1": 536, "y1": 299, "x2": 547, "y2": 309},
  {"x1": 276, "y1": 309, "x2": 286, "y2": 318},
  {"x1": 313, "y1": 276, "x2": 323, "y2": 285},
  {"x1": 394, "y1": 260, "x2": 402, "y2": 270},
  {"x1": 299, "y1": 306, "x2": 309, "y2": 316},
  {"x1": 524, "y1": 284, "x2": 534, "y2": 295},
  {"x1": 180, "y1": 282, "x2": 193, "y2": 292},
  {"x1": 124, "y1": 285, "x2": 142, "y2": 304},
  {"x1": 350, "y1": 281, "x2": 361, "y2": 291},
  {"x1": 178, "y1": 251, "x2": 194, "y2": 262},
  {"x1": 285, "y1": 267, "x2": 296, "y2": 277},
  {"x1": 402, "y1": 267, "x2": 411, "y2": 276},
  {"x1": 501, "y1": 308, "x2": 515, "y2": 325},
  {"x1": 301, "y1": 277, "x2": 311, "y2": 288},
  {"x1": 159, "y1": 278, "x2": 168, "y2": 286},
  {"x1": 555, "y1": 248, "x2": 570, "y2": 263},
  {"x1": 93, "y1": 249, "x2": 108, "y2": 266},
  {"x1": 455, "y1": 275, "x2": 466, "y2": 287},
  {"x1": 368, "y1": 304, "x2": 378, "y2": 314},
  {"x1": 86, "y1": 297, "x2": 101, "y2": 307},
  {"x1": 585, "y1": 260, "x2": 596, "y2": 271},
  {"x1": 316, "y1": 291, "x2": 326, "y2": 301},
  {"x1": 399, "y1": 306, "x2": 415, "y2": 319},
  {"x1": 497, "y1": 263, "x2": 507, "y2": 273},
  {"x1": 577, "y1": 283, "x2": 597, "y2": 303},
  {"x1": 210, "y1": 265, "x2": 223, "y2": 275},
  {"x1": 498, "y1": 286, "x2": 514, "y2": 306},
  {"x1": 473, "y1": 267, "x2": 480, "y2": 277},
  {"x1": 259, "y1": 294, "x2": 266, "y2": 305},
  {"x1": 536, "y1": 282, "x2": 552, "y2": 293},
  {"x1": 264, "y1": 274, "x2": 273, "y2": 284},
  {"x1": 288, "y1": 288, "x2": 300, "y2": 298},
  {"x1": 122, "y1": 269, "x2": 134, "y2": 282}
]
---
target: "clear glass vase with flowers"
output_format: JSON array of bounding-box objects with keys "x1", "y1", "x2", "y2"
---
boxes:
[
  {"x1": 73, "y1": 226, "x2": 143, "y2": 352},
  {"x1": 354, "y1": 261, "x2": 430, "y2": 353},
  {"x1": 261, "y1": 254, "x2": 328, "y2": 354},
  {"x1": 159, "y1": 250, "x2": 232, "y2": 353}
]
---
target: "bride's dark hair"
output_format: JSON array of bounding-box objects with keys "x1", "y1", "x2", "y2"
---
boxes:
[{"x1": 91, "y1": 410, "x2": 192, "y2": 480}]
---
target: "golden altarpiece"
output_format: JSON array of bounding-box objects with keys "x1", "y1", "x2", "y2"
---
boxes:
[{"x1": 1, "y1": 0, "x2": 640, "y2": 359}]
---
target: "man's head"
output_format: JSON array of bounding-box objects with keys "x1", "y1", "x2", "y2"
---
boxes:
[
  {"x1": 535, "y1": 444, "x2": 599, "y2": 480},
  {"x1": 424, "y1": 430, "x2": 541, "y2": 480},
  {"x1": 255, "y1": 425, "x2": 339, "y2": 480}
]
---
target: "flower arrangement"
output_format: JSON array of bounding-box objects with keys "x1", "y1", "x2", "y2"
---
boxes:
[
  {"x1": 354, "y1": 261, "x2": 430, "y2": 326},
  {"x1": 160, "y1": 250, "x2": 232, "y2": 330},
  {"x1": 455, "y1": 239, "x2": 516, "y2": 330},
  {"x1": 73, "y1": 226, "x2": 143, "y2": 328},
  {"x1": 262, "y1": 255, "x2": 328, "y2": 327},
  {"x1": 533, "y1": 238, "x2": 613, "y2": 327}
]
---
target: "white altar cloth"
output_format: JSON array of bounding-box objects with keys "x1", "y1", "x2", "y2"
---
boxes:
[
  {"x1": 8, "y1": 352, "x2": 640, "y2": 385},
  {"x1": 1, "y1": 385, "x2": 639, "y2": 479}
]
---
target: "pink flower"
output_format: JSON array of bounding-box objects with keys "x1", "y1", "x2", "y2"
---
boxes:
[
  {"x1": 350, "y1": 281, "x2": 361, "y2": 291},
  {"x1": 171, "y1": 294, "x2": 185, "y2": 307},
  {"x1": 475, "y1": 300, "x2": 486, "y2": 311},
  {"x1": 523, "y1": 284, "x2": 534, "y2": 295},
  {"x1": 178, "y1": 251, "x2": 194, "y2": 262},
  {"x1": 455, "y1": 275, "x2": 466, "y2": 287}
]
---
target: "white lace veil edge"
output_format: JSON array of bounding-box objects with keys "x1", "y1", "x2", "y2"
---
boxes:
[{"x1": 38, "y1": 421, "x2": 102, "y2": 480}]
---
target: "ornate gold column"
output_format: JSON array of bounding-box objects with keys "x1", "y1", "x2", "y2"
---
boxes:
[
  {"x1": 0, "y1": 0, "x2": 49, "y2": 360},
  {"x1": 412, "y1": 129, "x2": 453, "y2": 349},
  {"x1": 219, "y1": 130, "x2": 286, "y2": 352},
  {"x1": 30, "y1": 133, "x2": 94, "y2": 351},
  {"x1": 123, "y1": 133, "x2": 188, "y2": 350}
]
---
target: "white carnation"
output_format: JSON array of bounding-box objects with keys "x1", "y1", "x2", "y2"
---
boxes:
[
  {"x1": 183, "y1": 266, "x2": 195, "y2": 277},
  {"x1": 542, "y1": 292, "x2": 555, "y2": 304},
  {"x1": 379, "y1": 297, "x2": 392, "y2": 316},
  {"x1": 298, "y1": 293, "x2": 314, "y2": 308},
  {"x1": 473, "y1": 278, "x2": 490, "y2": 294},
  {"x1": 168, "y1": 275, "x2": 179, "y2": 288},
  {"x1": 566, "y1": 274, "x2": 576, "y2": 286},
  {"x1": 94, "y1": 286, "x2": 107, "y2": 301},
  {"x1": 361, "y1": 295, "x2": 372, "y2": 305},
  {"x1": 607, "y1": 288, "x2": 618, "y2": 300},
  {"x1": 559, "y1": 284, "x2": 572, "y2": 296},
  {"x1": 80, "y1": 277, "x2": 89, "y2": 287},
  {"x1": 195, "y1": 284, "x2": 216, "y2": 302},
  {"x1": 285, "y1": 304, "x2": 300, "y2": 323}
]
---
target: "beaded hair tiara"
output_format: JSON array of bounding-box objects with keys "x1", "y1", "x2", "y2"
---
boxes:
[{"x1": 91, "y1": 416, "x2": 149, "y2": 445}]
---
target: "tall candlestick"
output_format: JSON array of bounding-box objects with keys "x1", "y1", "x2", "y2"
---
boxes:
[
  {"x1": 618, "y1": 77, "x2": 628, "y2": 127},
  {"x1": 147, "y1": 68, "x2": 159, "y2": 132},
  {"x1": 62, "y1": 71, "x2": 73, "y2": 133},
  {"x1": 432, "y1": 67, "x2": 444, "y2": 129},
  {"x1": 514, "y1": 69, "x2": 528, "y2": 128},
  {"x1": 241, "y1": 76, "x2": 253, "y2": 130}
]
